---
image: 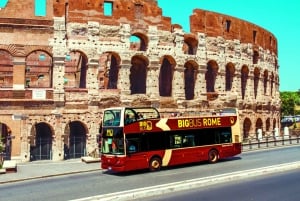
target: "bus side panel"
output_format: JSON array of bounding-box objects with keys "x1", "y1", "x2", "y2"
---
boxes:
[
  {"x1": 167, "y1": 143, "x2": 241, "y2": 167},
  {"x1": 122, "y1": 152, "x2": 148, "y2": 171},
  {"x1": 102, "y1": 150, "x2": 165, "y2": 172},
  {"x1": 124, "y1": 150, "x2": 165, "y2": 171},
  {"x1": 167, "y1": 147, "x2": 204, "y2": 166},
  {"x1": 218, "y1": 143, "x2": 241, "y2": 159}
]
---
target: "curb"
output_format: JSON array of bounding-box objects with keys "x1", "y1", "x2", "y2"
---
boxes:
[
  {"x1": 0, "y1": 168, "x2": 100, "y2": 184},
  {"x1": 71, "y1": 161, "x2": 300, "y2": 201}
]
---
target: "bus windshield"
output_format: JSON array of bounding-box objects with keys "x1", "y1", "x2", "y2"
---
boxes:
[
  {"x1": 103, "y1": 109, "x2": 121, "y2": 126},
  {"x1": 102, "y1": 136, "x2": 124, "y2": 155}
]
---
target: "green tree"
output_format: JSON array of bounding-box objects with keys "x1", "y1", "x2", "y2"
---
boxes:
[{"x1": 280, "y1": 91, "x2": 300, "y2": 116}]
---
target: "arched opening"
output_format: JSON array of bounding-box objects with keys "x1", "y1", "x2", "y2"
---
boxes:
[
  {"x1": 64, "y1": 51, "x2": 88, "y2": 88},
  {"x1": 225, "y1": 62, "x2": 235, "y2": 91},
  {"x1": 25, "y1": 50, "x2": 53, "y2": 88},
  {"x1": 130, "y1": 55, "x2": 148, "y2": 94},
  {"x1": 243, "y1": 118, "x2": 251, "y2": 140},
  {"x1": 0, "y1": 123, "x2": 12, "y2": 160},
  {"x1": 266, "y1": 118, "x2": 271, "y2": 133},
  {"x1": 254, "y1": 67, "x2": 260, "y2": 99},
  {"x1": 130, "y1": 33, "x2": 148, "y2": 51},
  {"x1": 253, "y1": 50, "x2": 259, "y2": 64},
  {"x1": 205, "y1": 60, "x2": 218, "y2": 92},
  {"x1": 263, "y1": 70, "x2": 268, "y2": 95},
  {"x1": 270, "y1": 72, "x2": 274, "y2": 96},
  {"x1": 183, "y1": 35, "x2": 198, "y2": 55},
  {"x1": 0, "y1": 49, "x2": 13, "y2": 88},
  {"x1": 159, "y1": 56, "x2": 176, "y2": 97},
  {"x1": 30, "y1": 122, "x2": 53, "y2": 161},
  {"x1": 273, "y1": 118, "x2": 277, "y2": 136},
  {"x1": 66, "y1": 121, "x2": 87, "y2": 159},
  {"x1": 98, "y1": 52, "x2": 120, "y2": 89},
  {"x1": 255, "y1": 118, "x2": 263, "y2": 138},
  {"x1": 184, "y1": 61, "x2": 198, "y2": 100},
  {"x1": 241, "y1": 65, "x2": 249, "y2": 100}
]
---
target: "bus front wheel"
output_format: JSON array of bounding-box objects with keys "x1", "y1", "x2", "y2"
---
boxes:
[
  {"x1": 149, "y1": 157, "x2": 162, "y2": 171},
  {"x1": 208, "y1": 149, "x2": 219, "y2": 163}
]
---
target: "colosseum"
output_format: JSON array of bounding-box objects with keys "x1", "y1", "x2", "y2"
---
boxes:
[{"x1": 0, "y1": 0, "x2": 280, "y2": 162}]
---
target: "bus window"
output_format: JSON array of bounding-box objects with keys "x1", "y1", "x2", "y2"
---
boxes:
[
  {"x1": 103, "y1": 110, "x2": 121, "y2": 126},
  {"x1": 170, "y1": 134, "x2": 182, "y2": 148},
  {"x1": 183, "y1": 135, "x2": 195, "y2": 147},
  {"x1": 102, "y1": 137, "x2": 124, "y2": 154},
  {"x1": 220, "y1": 131, "x2": 232, "y2": 143},
  {"x1": 147, "y1": 132, "x2": 165, "y2": 151},
  {"x1": 126, "y1": 137, "x2": 140, "y2": 153},
  {"x1": 199, "y1": 129, "x2": 217, "y2": 145},
  {"x1": 124, "y1": 109, "x2": 137, "y2": 125}
]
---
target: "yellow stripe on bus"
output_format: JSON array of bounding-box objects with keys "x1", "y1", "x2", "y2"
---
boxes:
[
  {"x1": 162, "y1": 149, "x2": 172, "y2": 166},
  {"x1": 156, "y1": 118, "x2": 170, "y2": 131}
]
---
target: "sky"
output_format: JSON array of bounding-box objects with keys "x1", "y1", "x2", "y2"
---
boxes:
[{"x1": 157, "y1": 0, "x2": 300, "y2": 92}]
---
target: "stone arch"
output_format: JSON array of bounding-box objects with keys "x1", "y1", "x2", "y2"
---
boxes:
[
  {"x1": 241, "y1": 65, "x2": 249, "y2": 100},
  {"x1": 0, "y1": 122, "x2": 12, "y2": 160},
  {"x1": 263, "y1": 70, "x2": 268, "y2": 95},
  {"x1": 184, "y1": 60, "x2": 198, "y2": 100},
  {"x1": 130, "y1": 33, "x2": 148, "y2": 51},
  {"x1": 243, "y1": 118, "x2": 252, "y2": 139},
  {"x1": 98, "y1": 52, "x2": 121, "y2": 89},
  {"x1": 159, "y1": 55, "x2": 176, "y2": 97},
  {"x1": 205, "y1": 60, "x2": 218, "y2": 92},
  {"x1": 130, "y1": 55, "x2": 149, "y2": 94},
  {"x1": 273, "y1": 118, "x2": 277, "y2": 132},
  {"x1": 0, "y1": 49, "x2": 13, "y2": 88},
  {"x1": 253, "y1": 67, "x2": 260, "y2": 99},
  {"x1": 270, "y1": 72, "x2": 274, "y2": 96},
  {"x1": 253, "y1": 50, "x2": 259, "y2": 64},
  {"x1": 29, "y1": 122, "x2": 54, "y2": 161},
  {"x1": 275, "y1": 59, "x2": 278, "y2": 70},
  {"x1": 225, "y1": 62, "x2": 235, "y2": 91},
  {"x1": 183, "y1": 34, "x2": 198, "y2": 55},
  {"x1": 64, "y1": 51, "x2": 88, "y2": 88},
  {"x1": 266, "y1": 118, "x2": 271, "y2": 133},
  {"x1": 64, "y1": 121, "x2": 88, "y2": 159},
  {"x1": 255, "y1": 118, "x2": 263, "y2": 138},
  {"x1": 25, "y1": 50, "x2": 53, "y2": 88}
]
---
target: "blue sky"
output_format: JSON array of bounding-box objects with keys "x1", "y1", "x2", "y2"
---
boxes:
[{"x1": 157, "y1": 0, "x2": 300, "y2": 92}]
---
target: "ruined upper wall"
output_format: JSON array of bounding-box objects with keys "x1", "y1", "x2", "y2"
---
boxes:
[
  {"x1": 0, "y1": 0, "x2": 53, "y2": 20},
  {"x1": 54, "y1": 0, "x2": 172, "y2": 31},
  {"x1": 0, "y1": 0, "x2": 53, "y2": 46},
  {"x1": 190, "y1": 9, "x2": 278, "y2": 55}
]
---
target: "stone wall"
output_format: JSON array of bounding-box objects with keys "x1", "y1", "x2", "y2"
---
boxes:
[{"x1": 0, "y1": 0, "x2": 280, "y2": 161}]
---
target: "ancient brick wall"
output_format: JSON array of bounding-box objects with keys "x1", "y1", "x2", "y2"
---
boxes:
[{"x1": 0, "y1": 0, "x2": 280, "y2": 161}]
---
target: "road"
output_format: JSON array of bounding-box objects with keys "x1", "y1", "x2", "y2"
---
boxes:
[
  {"x1": 1, "y1": 146, "x2": 300, "y2": 201},
  {"x1": 144, "y1": 169, "x2": 300, "y2": 201}
]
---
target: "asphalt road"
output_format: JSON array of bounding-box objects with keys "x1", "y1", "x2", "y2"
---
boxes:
[
  {"x1": 1, "y1": 146, "x2": 300, "y2": 201},
  {"x1": 143, "y1": 169, "x2": 300, "y2": 201}
]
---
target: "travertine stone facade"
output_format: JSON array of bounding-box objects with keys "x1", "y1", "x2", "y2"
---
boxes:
[{"x1": 0, "y1": 0, "x2": 280, "y2": 162}]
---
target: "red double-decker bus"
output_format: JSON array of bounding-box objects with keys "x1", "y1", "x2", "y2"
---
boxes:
[{"x1": 100, "y1": 107, "x2": 241, "y2": 172}]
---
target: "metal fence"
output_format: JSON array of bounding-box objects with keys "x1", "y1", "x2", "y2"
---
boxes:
[{"x1": 242, "y1": 135, "x2": 300, "y2": 152}]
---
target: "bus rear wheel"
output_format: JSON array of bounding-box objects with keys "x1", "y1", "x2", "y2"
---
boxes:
[
  {"x1": 208, "y1": 149, "x2": 219, "y2": 163},
  {"x1": 149, "y1": 157, "x2": 162, "y2": 171}
]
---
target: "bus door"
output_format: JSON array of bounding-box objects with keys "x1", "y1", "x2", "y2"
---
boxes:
[
  {"x1": 125, "y1": 135, "x2": 148, "y2": 170},
  {"x1": 218, "y1": 129, "x2": 234, "y2": 157}
]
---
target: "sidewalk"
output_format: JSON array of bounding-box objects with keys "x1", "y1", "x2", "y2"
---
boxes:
[{"x1": 0, "y1": 158, "x2": 101, "y2": 184}]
